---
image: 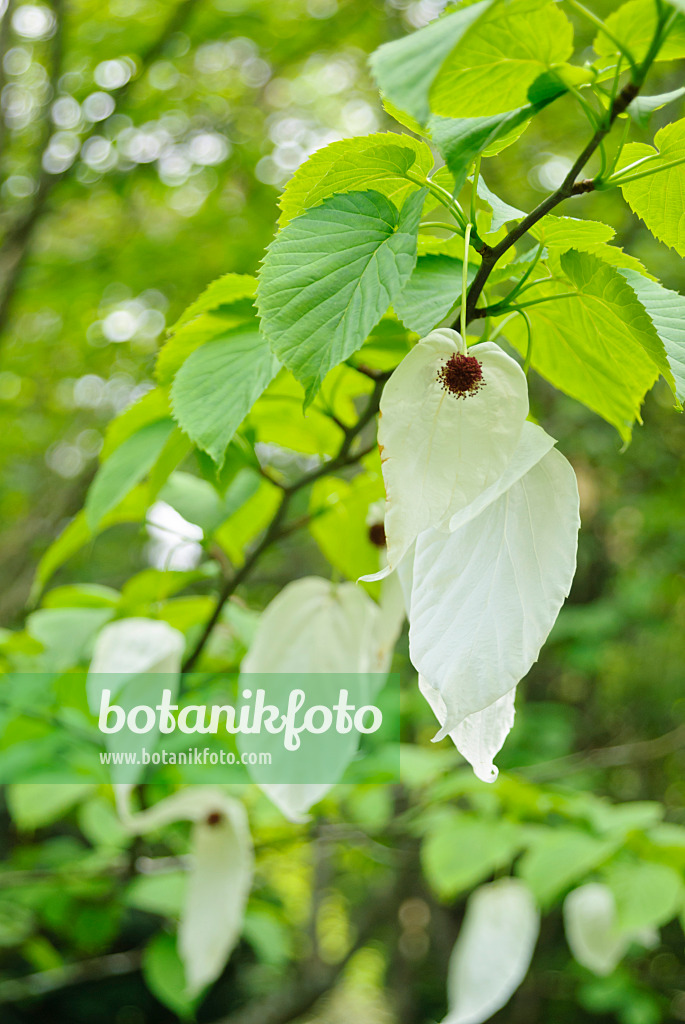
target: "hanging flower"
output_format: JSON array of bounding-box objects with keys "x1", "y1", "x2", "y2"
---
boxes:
[{"x1": 363, "y1": 328, "x2": 529, "y2": 579}]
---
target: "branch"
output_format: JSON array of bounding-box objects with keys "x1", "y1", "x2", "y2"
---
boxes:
[
  {"x1": 463, "y1": 80, "x2": 639, "y2": 323},
  {"x1": 0, "y1": 0, "x2": 197, "y2": 349},
  {"x1": 518, "y1": 722, "x2": 685, "y2": 783},
  {"x1": 461, "y1": 8, "x2": 675, "y2": 328},
  {"x1": 182, "y1": 374, "x2": 389, "y2": 671},
  {"x1": 0, "y1": 949, "x2": 142, "y2": 1005}
]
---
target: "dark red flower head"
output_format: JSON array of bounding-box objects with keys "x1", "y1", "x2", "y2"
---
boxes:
[{"x1": 437, "y1": 353, "x2": 485, "y2": 399}]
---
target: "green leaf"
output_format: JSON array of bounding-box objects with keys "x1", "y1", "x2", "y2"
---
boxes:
[
  {"x1": 505, "y1": 250, "x2": 665, "y2": 439},
  {"x1": 603, "y1": 860, "x2": 683, "y2": 931},
  {"x1": 594, "y1": 0, "x2": 685, "y2": 63},
  {"x1": 309, "y1": 469, "x2": 385, "y2": 583},
  {"x1": 429, "y1": 107, "x2": 535, "y2": 190},
  {"x1": 142, "y1": 931, "x2": 200, "y2": 1019},
  {"x1": 31, "y1": 487, "x2": 150, "y2": 600},
  {"x1": 157, "y1": 310, "x2": 255, "y2": 385},
  {"x1": 7, "y1": 783, "x2": 94, "y2": 831},
  {"x1": 85, "y1": 419, "x2": 176, "y2": 530},
  {"x1": 101, "y1": 387, "x2": 171, "y2": 461},
  {"x1": 619, "y1": 270, "x2": 685, "y2": 406},
  {"x1": 394, "y1": 254, "x2": 475, "y2": 334},
  {"x1": 257, "y1": 188, "x2": 425, "y2": 401},
  {"x1": 278, "y1": 133, "x2": 433, "y2": 226},
  {"x1": 26, "y1": 607, "x2": 114, "y2": 670},
  {"x1": 368, "y1": 0, "x2": 494, "y2": 124},
  {"x1": 171, "y1": 326, "x2": 280, "y2": 464},
  {"x1": 171, "y1": 272, "x2": 256, "y2": 329},
  {"x1": 127, "y1": 872, "x2": 187, "y2": 917},
  {"x1": 477, "y1": 177, "x2": 525, "y2": 232},
  {"x1": 431, "y1": 0, "x2": 574, "y2": 118},
  {"x1": 530, "y1": 214, "x2": 654, "y2": 277},
  {"x1": 517, "y1": 829, "x2": 617, "y2": 906},
  {"x1": 617, "y1": 119, "x2": 685, "y2": 256},
  {"x1": 628, "y1": 87, "x2": 685, "y2": 128},
  {"x1": 422, "y1": 811, "x2": 523, "y2": 900}
]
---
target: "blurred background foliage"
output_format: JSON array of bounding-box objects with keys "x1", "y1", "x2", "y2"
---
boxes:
[{"x1": 0, "y1": 0, "x2": 684, "y2": 1022}]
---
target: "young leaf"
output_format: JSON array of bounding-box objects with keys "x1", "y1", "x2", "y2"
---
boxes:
[
  {"x1": 629, "y1": 87, "x2": 685, "y2": 128},
  {"x1": 617, "y1": 119, "x2": 685, "y2": 256},
  {"x1": 505, "y1": 250, "x2": 666, "y2": 439},
  {"x1": 430, "y1": 0, "x2": 574, "y2": 118},
  {"x1": 422, "y1": 812, "x2": 523, "y2": 899},
  {"x1": 430, "y1": 106, "x2": 539, "y2": 190},
  {"x1": 593, "y1": 0, "x2": 685, "y2": 63},
  {"x1": 619, "y1": 271, "x2": 685, "y2": 405},
  {"x1": 517, "y1": 830, "x2": 618, "y2": 906},
  {"x1": 278, "y1": 133, "x2": 433, "y2": 226},
  {"x1": 170, "y1": 272, "x2": 256, "y2": 330},
  {"x1": 257, "y1": 188, "x2": 425, "y2": 402},
  {"x1": 530, "y1": 214, "x2": 653, "y2": 277},
  {"x1": 394, "y1": 255, "x2": 475, "y2": 335},
  {"x1": 477, "y1": 177, "x2": 525, "y2": 232},
  {"x1": 442, "y1": 879, "x2": 539, "y2": 1024},
  {"x1": 85, "y1": 419, "x2": 176, "y2": 531},
  {"x1": 100, "y1": 387, "x2": 171, "y2": 461},
  {"x1": 371, "y1": 332, "x2": 529, "y2": 574},
  {"x1": 368, "y1": 0, "x2": 494, "y2": 124},
  {"x1": 405, "y1": 443, "x2": 579, "y2": 733},
  {"x1": 171, "y1": 327, "x2": 281, "y2": 465}
]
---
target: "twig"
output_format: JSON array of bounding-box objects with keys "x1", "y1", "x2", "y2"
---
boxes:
[
  {"x1": 182, "y1": 374, "x2": 389, "y2": 671},
  {"x1": 0, "y1": 949, "x2": 143, "y2": 1005},
  {"x1": 518, "y1": 722, "x2": 685, "y2": 782}
]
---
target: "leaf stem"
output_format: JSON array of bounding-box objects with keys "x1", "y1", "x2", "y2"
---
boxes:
[
  {"x1": 605, "y1": 153, "x2": 685, "y2": 187},
  {"x1": 565, "y1": 0, "x2": 638, "y2": 78},
  {"x1": 461, "y1": 223, "x2": 472, "y2": 340}
]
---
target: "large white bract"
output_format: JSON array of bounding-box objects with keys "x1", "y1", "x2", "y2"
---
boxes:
[
  {"x1": 119, "y1": 787, "x2": 254, "y2": 996},
  {"x1": 241, "y1": 575, "x2": 404, "y2": 821},
  {"x1": 442, "y1": 878, "x2": 540, "y2": 1024},
  {"x1": 367, "y1": 329, "x2": 529, "y2": 577},
  {"x1": 563, "y1": 883, "x2": 658, "y2": 977},
  {"x1": 407, "y1": 445, "x2": 580, "y2": 740}
]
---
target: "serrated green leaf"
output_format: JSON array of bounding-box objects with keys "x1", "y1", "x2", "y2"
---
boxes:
[
  {"x1": 157, "y1": 310, "x2": 254, "y2": 385},
  {"x1": 394, "y1": 254, "x2": 475, "y2": 334},
  {"x1": 517, "y1": 829, "x2": 617, "y2": 906},
  {"x1": 101, "y1": 387, "x2": 171, "y2": 461},
  {"x1": 278, "y1": 133, "x2": 433, "y2": 226},
  {"x1": 530, "y1": 214, "x2": 653, "y2": 277},
  {"x1": 594, "y1": 0, "x2": 685, "y2": 63},
  {"x1": 85, "y1": 419, "x2": 175, "y2": 531},
  {"x1": 171, "y1": 273, "x2": 256, "y2": 330},
  {"x1": 429, "y1": 107, "x2": 534, "y2": 190},
  {"x1": 629, "y1": 87, "x2": 685, "y2": 128},
  {"x1": 431, "y1": 0, "x2": 574, "y2": 118},
  {"x1": 505, "y1": 250, "x2": 664, "y2": 439},
  {"x1": 171, "y1": 326, "x2": 280, "y2": 464},
  {"x1": 422, "y1": 812, "x2": 524, "y2": 900},
  {"x1": 617, "y1": 120, "x2": 685, "y2": 256},
  {"x1": 619, "y1": 270, "x2": 685, "y2": 405},
  {"x1": 477, "y1": 177, "x2": 525, "y2": 232},
  {"x1": 309, "y1": 470, "x2": 385, "y2": 583},
  {"x1": 257, "y1": 188, "x2": 425, "y2": 401},
  {"x1": 368, "y1": 0, "x2": 494, "y2": 124}
]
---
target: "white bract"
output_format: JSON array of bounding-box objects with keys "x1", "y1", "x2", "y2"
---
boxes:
[
  {"x1": 419, "y1": 676, "x2": 516, "y2": 783},
  {"x1": 87, "y1": 616, "x2": 185, "y2": 712},
  {"x1": 366, "y1": 329, "x2": 529, "y2": 578},
  {"x1": 120, "y1": 787, "x2": 253, "y2": 996},
  {"x1": 406, "y1": 444, "x2": 580, "y2": 740},
  {"x1": 443, "y1": 878, "x2": 540, "y2": 1024},
  {"x1": 241, "y1": 574, "x2": 404, "y2": 821},
  {"x1": 563, "y1": 883, "x2": 658, "y2": 977}
]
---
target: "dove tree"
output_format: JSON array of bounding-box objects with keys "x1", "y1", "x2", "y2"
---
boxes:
[{"x1": 4, "y1": 0, "x2": 685, "y2": 1020}]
